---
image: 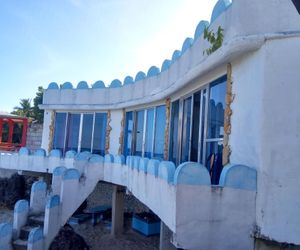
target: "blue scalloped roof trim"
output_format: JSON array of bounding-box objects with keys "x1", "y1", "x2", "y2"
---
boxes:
[
  {"x1": 92, "y1": 80, "x2": 106, "y2": 89},
  {"x1": 147, "y1": 66, "x2": 160, "y2": 77},
  {"x1": 110, "y1": 79, "x2": 122, "y2": 88},
  {"x1": 123, "y1": 76, "x2": 134, "y2": 85},
  {"x1": 161, "y1": 59, "x2": 172, "y2": 72},
  {"x1": 77, "y1": 81, "x2": 89, "y2": 89},
  {"x1": 135, "y1": 71, "x2": 146, "y2": 82},
  {"x1": 211, "y1": 0, "x2": 232, "y2": 23},
  {"x1": 194, "y1": 20, "x2": 209, "y2": 40},
  {"x1": 61, "y1": 82, "x2": 73, "y2": 89},
  {"x1": 47, "y1": 82, "x2": 59, "y2": 89},
  {"x1": 181, "y1": 37, "x2": 194, "y2": 54}
]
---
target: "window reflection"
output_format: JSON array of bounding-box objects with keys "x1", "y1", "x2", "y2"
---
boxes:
[
  {"x1": 123, "y1": 112, "x2": 133, "y2": 157},
  {"x1": 53, "y1": 113, "x2": 67, "y2": 151},
  {"x1": 181, "y1": 96, "x2": 192, "y2": 163},
  {"x1": 169, "y1": 100, "x2": 179, "y2": 164},
  {"x1": 2, "y1": 122, "x2": 9, "y2": 143},
  {"x1": 134, "y1": 110, "x2": 144, "y2": 156},
  {"x1": 154, "y1": 105, "x2": 166, "y2": 159},
  {"x1": 66, "y1": 114, "x2": 80, "y2": 152},
  {"x1": 12, "y1": 123, "x2": 23, "y2": 144},
  {"x1": 145, "y1": 109, "x2": 154, "y2": 158},
  {"x1": 93, "y1": 113, "x2": 107, "y2": 155},
  {"x1": 81, "y1": 114, "x2": 93, "y2": 152}
]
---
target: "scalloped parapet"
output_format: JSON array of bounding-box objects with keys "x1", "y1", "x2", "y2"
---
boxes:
[
  {"x1": 194, "y1": 20, "x2": 209, "y2": 40},
  {"x1": 89, "y1": 154, "x2": 104, "y2": 163},
  {"x1": 147, "y1": 159, "x2": 160, "y2": 177},
  {"x1": 133, "y1": 156, "x2": 141, "y2": 170},
  {"x1": 34, "y1": 148, "x2": 46, "y2": 157},
  {"x1": 14, "y1": 199, "x2": 29, "y2": 213},
  {"x1": 135, "y1": 71, "x2": 146, "y2": 82},
  {"x1": 114, "y1": 154, "x2": 125, "y2": 164},
  {"x1": 172, "y1": 50, "x2": 181, "y2": 61},
  {"x1": 210, "y1": 0, "x2": 232, "y2": 23},
  {"x1": 53, "y1": 166, "x2": 67, "y2": 176},
  {"x1": 65, "y1": 150, "x2": 77, "y2": 158},
  {"x1": 46, "y1": 195, "x2": 60, "y2": 208},
  {"x1": 139, "y1": 158, "x2": 149, "y2": 173},
  {"x1": 123, "y1": 76, "x2": 134, "y2": 85},
  {"x1": 126, "y1": 155, "x2": 133, "y2": 167},
  {"x1": 75, "y1": 151, "x2": 91, "y2": 161},
  {"x1": 174, "y1": 162, "x2": 211, "y2": 185},
  {"x1": 47, "y1": 82, "x2": 59, "y2": 89},
  {"x1": 109, "y1": 79, "x2": 122, "y2": 88},
  {"x1": 104, "y1": 154, "x2": 114, "y2": 163},
  {"x1": 28, "y1": 227, "x2": 44, "y2": 246},
  {"x1": 63, "y1": 168, "x2": 80, "y2": 180},
  {"x1": 161, "y1": 59, "x2": 172, "y2": 72},
  {"x1": 61, "y1": 82, "x2": 73, "y2": 89},
  {"x1": 31, "y1": 180, "x2": 47, "y2": 192},
  {"x1": 158, "y1": 161, "x2": 176, "y2": 183},
  {"x1": 19, "y1": 147, "x2": 29, "y2": 156},
  {"x1": 147, "y1": 66, "x2": 160, "y2": 77},
  {"x1": 92, "y1": 80, "x2": 106, "y2": 89},
  {"x1": 49, "y1": 149, "x2": 62, "y2": 158},
  {"x1": 219, "y1": 164, "x2": 257, "y2": 191},
  {"x1": 181, "y1": 37, "x2": 194, "y2": 54},
  {"x1": 77, "y1": 81, "x2": 89, "y2": 89}
]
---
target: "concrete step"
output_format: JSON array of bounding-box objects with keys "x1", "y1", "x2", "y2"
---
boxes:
[
  {"x1": 12, "y1": 239, "x2": 27, "y2": 250},
  {"x1": 28, "y1": 213, "x2": 45, "y2": 227},
  {"x1": 19, "y1": 225, "x2": 41, "y2": 240}
]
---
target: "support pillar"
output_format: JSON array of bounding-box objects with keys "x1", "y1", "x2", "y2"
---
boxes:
[
  {"x1": 111, "y1": 185, "x2": 125, "y2": 236},
  {"x1": 159, "y1": 222, "x2": 176, "y2": 250}
]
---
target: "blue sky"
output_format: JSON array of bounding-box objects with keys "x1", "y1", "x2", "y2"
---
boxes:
[{"x1": 0, "y1": 0, "x2": 218, "y2": 112}]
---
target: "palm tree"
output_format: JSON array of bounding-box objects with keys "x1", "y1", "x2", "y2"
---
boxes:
[{"x1": 12, "y1": 98, "x2": 33, "y2": 118}]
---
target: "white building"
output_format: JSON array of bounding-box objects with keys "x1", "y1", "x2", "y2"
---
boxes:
[{"x1": 1, "y1": 0, "x2": 300, "y2": 249}]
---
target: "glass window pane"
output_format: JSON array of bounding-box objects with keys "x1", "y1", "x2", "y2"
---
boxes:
[
  {"x1": 1, "y1": 122, "x2": 9, "y2": 143},
  {"x1": 144, "y1": 108, "x2": 154, "y2": 158},
  {"x1": 169, "y1": 100, "x2": 179, "y2": 164},
  {"x1": 134, "y1": 110, "x2": 144, "y2": 156},
  {"x1": 205, "y1": 141, "x2": 223, "y2": 185},
  {"x1": 153, "y1": 105, "x2": 166, "y2": 159},
  {"x1": 181, "y1": 97, "x2": 192, "y2": 163},
  {"x1": 190, "y1": 91, "x2": 201, "y2": 162},
  {"x1": 123, "y1": 111, "x2": 133, "y2": 157},
  {"x1": 93, "y1": 113, "x2": 107, "y2": 155},
  {"x1": 66, "y1": 113, "x2": 80, "y2": 152},
  {"x1": 207, "y1": 77, "x2": 226, "y2": 139},
  {"x1": 80, "y1": 114, "x2": 93, "y2": 152},
  {"x1": 53, "y1": 113, "x2": 67, "y2": 151},
  {"x1": 12, "y1": 123, "x2": 23, "y2": 144},
  {"x1": 199, "y1": 89, "x2": 207, "y2": 163}
]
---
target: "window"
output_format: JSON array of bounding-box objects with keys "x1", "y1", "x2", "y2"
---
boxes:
[
  {"x1": 153, "y1": 105, "x2": 166, "y2": 159},
  {"x1": 134, "y1": 110, "x2": 145, "y2": 156},
  {"x1": 168, "y1": 75, "x2": 226, "y2": 184},
  {"x1": 169, "y1": 100, "x2": 179, "y2": 164},
  {"x1": 53, "y1": 112, "x2": 107, "y2": 155},
  {"x1": 1, "y1": 122, "x2": 9, "y2": 143},
  {"x1": 53, "y1": 113, "x2": 67, "y2": 151},
  {"x1": 12, "y1": 123, "x2": 23, "y2": 144},
  {"x1": 123, "y1": 105, "x2": 166, "y2": 159}
]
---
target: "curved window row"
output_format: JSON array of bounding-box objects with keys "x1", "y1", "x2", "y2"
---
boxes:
[
  {"x1": 123, "y1": 105, "x2": 166, "y2": 160},
  {"x1": 53, "y1": 112, "x2": 107, "y2": 155}
]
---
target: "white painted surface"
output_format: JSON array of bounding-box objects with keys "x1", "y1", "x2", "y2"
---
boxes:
[
  {"x1": 109, "y1": 110, "x2": 123, "y2": 155},
  {"x1": 41, "y1": 110, "x2": 52, "y2": 153}
]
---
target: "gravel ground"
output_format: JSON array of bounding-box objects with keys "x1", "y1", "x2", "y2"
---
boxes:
[
  {"x1": 72, "y1": 218, "x2": 159, "y2": 250},
  {"x1": 0, "y1": 208, "x2": 159, "y2": 250}
]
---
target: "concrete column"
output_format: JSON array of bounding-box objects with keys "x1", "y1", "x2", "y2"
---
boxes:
[
  {"x1": 159, "y1": 222, "x2": 176, "y2": 250},
  {"x1": 111, "y1": 185, "x2": 125, "y2": 236}
]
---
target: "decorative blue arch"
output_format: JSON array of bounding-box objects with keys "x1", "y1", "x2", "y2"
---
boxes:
[
  {"x1": 210, "y1": 0, "x2": 232, "y2": 23},
  {"x1": 161, "y1": 59, "x2": 172, "y2": 72},
  {"x1": 109, "y1": 79, "x2": 122, "y2": 88},
  {"x1": 147, "y1": 66, "x2": 160, "y2": 77},
  {"x1": 123, "y1": 76, "x2": 134, "y2": 85},
  {"x1": 194, "y1": 20, "x2": 209, "y2": 40},
  {"x1": 61, "y1": 82, "x2": 73, "y2": 89},
  {"x1": 77, "y1": 81, "x2": 89, "y2": 89},
  {"x1": 47, "y1": 82, "x2": 59, "y2": 89},
  {"x1": 181, "y1": 37, "x2": 194, "y2": 54},
  {"x1": 92, "y1": 80, "x2": 106, "y2": 89},
  {"x1": 135, "y1": 71, "x2": 146, "y2": 82},
  {"x1": 172, "y1": 50, "x2": 181, "y2": 62}
]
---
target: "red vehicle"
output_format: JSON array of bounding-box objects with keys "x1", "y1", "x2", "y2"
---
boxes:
[{"x1": 0, "y1": 113, "x2": 28, "y2": 152}]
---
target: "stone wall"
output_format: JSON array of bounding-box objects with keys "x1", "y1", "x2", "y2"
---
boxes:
[{"x1": 26, "y1": 123, "x2": 43, "y2": 152}]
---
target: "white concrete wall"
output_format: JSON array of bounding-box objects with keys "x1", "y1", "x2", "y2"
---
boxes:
[
  {"x1": 256, "y1": 37, "x2": 300, "y2": 244},
  {"x1": 41, "y1": 110, "x2": 52, "y2": 153},
  {"x1": 109, "y1": 110, "x2": 123, "y2": 155}
]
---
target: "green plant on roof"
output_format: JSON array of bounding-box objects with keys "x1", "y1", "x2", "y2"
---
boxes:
[{"x1": 203, "y1": 26, "x2": 224, "y2": 55}]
